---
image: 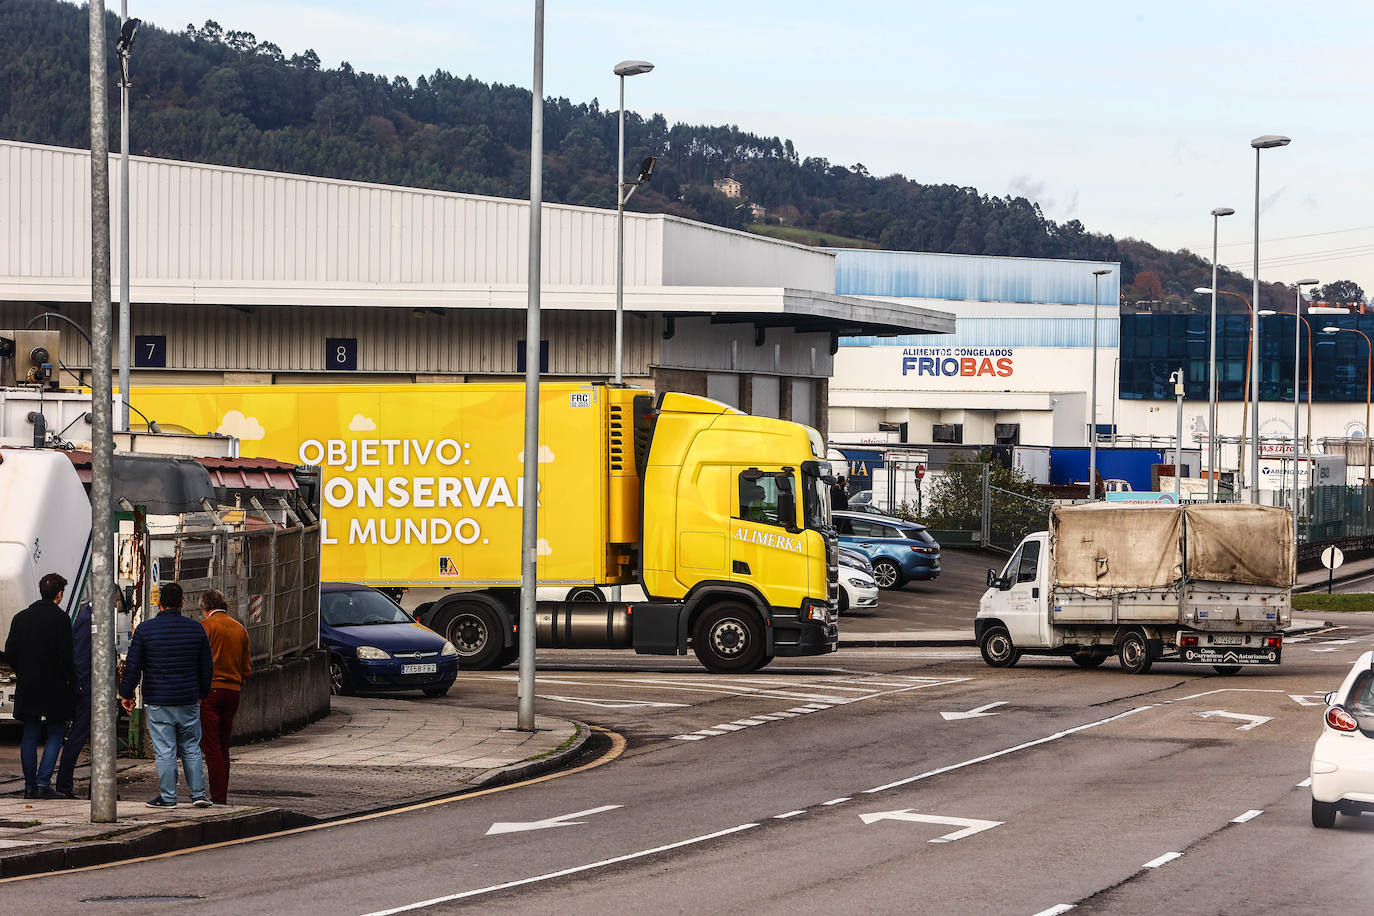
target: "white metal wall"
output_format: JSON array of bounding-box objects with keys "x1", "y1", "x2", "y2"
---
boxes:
[
  {"x1": 660, "y1": 317, "x2": 834, "y2": 378},
  {"x1": 0, "y1": 140, "x2": 664, "y2": 288},
  {"x1": 661, "y1": 218, "x2": 834, "y2": 290}
]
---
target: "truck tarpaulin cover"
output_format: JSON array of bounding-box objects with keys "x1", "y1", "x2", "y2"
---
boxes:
[
  {"x1": 1051, "y1": 503, "x2": 1293, "y2": 592},
  {"x1": 1051, "y1": 504, "x2": 1182, "y2": 591}
]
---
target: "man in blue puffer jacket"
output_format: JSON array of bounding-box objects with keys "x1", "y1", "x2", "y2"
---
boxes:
[{"x1": 119, "y1": 582, "x2": 214, "y2": 808}]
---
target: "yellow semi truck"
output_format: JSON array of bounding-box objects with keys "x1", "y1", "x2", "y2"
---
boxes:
[{"x1": 130, "y1": 382, "x2": 839, "y2": 672}]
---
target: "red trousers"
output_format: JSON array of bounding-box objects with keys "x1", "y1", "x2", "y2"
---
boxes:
[{"x1": 200, "y1": 688, "x2": 241, "y2": 804}]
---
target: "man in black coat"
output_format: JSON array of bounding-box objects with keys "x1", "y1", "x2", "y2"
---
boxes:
[
  {"x1": 119, "y1": 582, "x2": 214, "y2": 808},
  {"x1": 4, "y1": 573, "x2": 77, "y2": 799},
  {"x1": 54, "y1": 600, "x2": 94, "y2": 799}
]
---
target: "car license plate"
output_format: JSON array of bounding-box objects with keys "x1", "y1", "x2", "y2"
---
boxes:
[
  {"x1": 402, "y1": 663, "x2": 438, "y2": 675},
  {"x1": 1212, "y1": 635, "x2": 1243, "y2": 646}
]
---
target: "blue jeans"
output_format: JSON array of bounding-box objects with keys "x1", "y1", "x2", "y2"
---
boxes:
[
  {"x1": 145, "y1": 704, "x2": 208, "y2": 804},
  {"x1": 20, "y1": 717, "x2": 66, "y2": 791}
]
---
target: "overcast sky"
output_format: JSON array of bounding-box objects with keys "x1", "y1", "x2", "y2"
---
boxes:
[{"x1": 124, "y1": 0, "x2": 1374, "y2": 293}]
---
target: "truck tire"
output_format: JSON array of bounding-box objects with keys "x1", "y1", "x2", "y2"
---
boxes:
[
  {"x1": 979, "y1": 626, "x2": 1020, "y2": 668},
  {"x1": 1071, "y1": 649, "x2": 1109, "y2": 669},
  {"x1": 1117, "y1": 631, "x2": 1153, "y2": 674},
  {"x1": 496, "y1": 644, "x2": 520, "y2": 668},
  {"x1": 1312, "y1": 798, "x2": 1338, "y2": 829},
  {"x1": 692, "y1": 602, "x2": 766, "y2": 673},
  {"x1": 435, "y1": 602, "x2": 505, "y2": 670},
  {"x1": 1212, "y1": 665, "x2": 1243, "y2": 676},
  {"x1": 872, "y1": 559, "x2": 905, "y2": 590}
]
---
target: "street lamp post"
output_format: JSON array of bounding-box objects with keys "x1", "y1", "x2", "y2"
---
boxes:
[
  {"x1": 1196, "y1": 286, "x2": 1254, "y2": 499},
  {"x1": 612, "y1": 60, "x2": 654, "y2": 385},
  {"x1": 115, "y1": 11, "x2": 140, "y2": 431},
  {"x1": 1206, "y1": 207, "x2": 1235, "y2": 501},
  {"x1": 1323, "y1": 325, "x2": 1373, "y2": 520},
  {"x1": 1250, "y1": 134, "x2": 1292, "y2": 504},
  {"x1": 1089, "y1": 268, "x2": 1112, "y2": 499}
]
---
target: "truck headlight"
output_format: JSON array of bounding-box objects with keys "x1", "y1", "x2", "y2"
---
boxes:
[
  {"x1": 356, "y1": 645, "x2": 390, "y2": 660},
  {"x1": 440, "y1": 641, "x2": 459, "y2": 657}
]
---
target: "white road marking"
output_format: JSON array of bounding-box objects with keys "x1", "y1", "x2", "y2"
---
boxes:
[
  {"x1": 822, "y1": 797, "x2": 851, "y2": 806},
  {"x1": 864, "y1": 706, "x2": 1154, "y2": 794},
  {"x1": 858, "y1": 809, "x2": 1003, "y2": 843},
  {"x1": 1142, "y1": 852, "x2": 1182, "y2": 869},
  {"x1": 537, "y1": 695, "x2": 690, "y2": 709},
  {"x1": 774, "y1": 810, "x2": 806, "y2": 819},
  {"x1": 1296, "y1": 777, "x2": 1312, "y2": 788},
  {"x1": 1289, "y1": 694, "x2": 1327, "y2": 707},
  {"x1": 1163, "y1": 688, "x2": 1284, "y2": 704},
  {"x1": 485, "y1": 804, "x2": 622, "y2": 836},
  {"x1": 1310, "y1": 648, "x2": 1342, "y2": 653},
  {"x1": 1194, "y1": 710, "x2": 1273, "y2": 731},
  {"x1": 1032, "y1": 905, "x2": 1076, "y2": 916},
  {"x1": 1231, "y1": 809, "x2": 1263, "y2": 824},
  {"x1": 940, "y1": 701, "x2": 1009, "y2": 721},
  {"x1": 714, "y1": 724, "x2": 746, "y2": 731},
  {"x1": 670, "y1": 734, "x2": 706, "y2": 741},
  {"x1": 362, "y1": 823, "x2": 761, "y2": 914}
]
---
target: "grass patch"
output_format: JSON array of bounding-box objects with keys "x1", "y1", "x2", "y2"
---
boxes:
[
  {"x1": 525, "y1": 724, "x2": 584, "y2": 763},
  {"x1": 1293, "y1": 593, "x2": 1374, "y2": 613},
  {"x1": 745, "y1": 224, "x2": 879, "y2": 249}
]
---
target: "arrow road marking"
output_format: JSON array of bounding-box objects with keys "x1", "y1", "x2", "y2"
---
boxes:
[
  {"x1": 1195, "y1": 710, "x2": 1272, "y2": 731},
  {"x1": 1290, "y1": 694, "x2": 1326, "y2": 707},
  {"x1": 858, "y1": 809, "x2": 1003, "y2": 843},
  {"x1": 486, "y1": 804, "x2": 622, "y2": 836},
  {"x1": 939, "y1": 701, "x2": 1008, "y2": 721},
  {"x1": 537, "y1": 695, "x2": 688, "y2": 709}
]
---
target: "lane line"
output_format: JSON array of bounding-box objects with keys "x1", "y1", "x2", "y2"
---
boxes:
[
  {"x1": 359, "y1": 823, "x2": 761, "y2": 914},
  {"x1": 1142, "y1": 852, "x2": 1182, "y2": 869},
  {"x1": 774, "y1": 810, "x2": 806, "y2": 819},
  {"x1": 670, "y1": 734, "x2": 706, "y2": 741},
  {"x1": 713, "y1": 724, "x2": 746, "y2": 731},
  {"x1": 0, "y1": 727, "x2": 627, "y2": 885},
  {"x1": 821, "y1": 797, "x2": 851, "y2": 806},
  {"x1": 1032, "y1": 906, "x2": 1076, "y2": 916},
  {"x1": 1296, "y1": 777, "x2": 1312, "y2": 788},
  {"x1": 1231, "y1": 809, "x2": 1263, "y2": 824},
  {"x1": 864, "y1": 706, "x2": 1155, "y2": 794}
]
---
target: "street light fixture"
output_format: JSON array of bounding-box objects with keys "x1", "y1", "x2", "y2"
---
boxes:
[
  {"x1": 1323, "y1": 325, "x2": 1373, "y2": 505},
  {"x1": 1248, "y1": 133, "x2": 1292, "y2": 503},
  {"x1": 1205, "y1": 207, "x2": 1234, "y2": 501},
  {"x1": 1089, "y1": 268, "x2": 1112, "y2": 499},
  {"x1": 612, "y1": 59, "x2": 654, "y2": 385},
  {"x1": 115, "y1": 10, "x2": 140, "y2": 432}
]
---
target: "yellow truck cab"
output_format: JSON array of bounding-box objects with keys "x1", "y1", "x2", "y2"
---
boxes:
[{"x1": 130, "y1": 382, "x2": 839, "y2": 672}]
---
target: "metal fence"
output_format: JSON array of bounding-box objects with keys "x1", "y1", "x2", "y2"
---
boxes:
[
  {"x1": 142, "y1": 506, "x2": 320, "y2": 665},
  {"x1": 986, "y1": 484, "x2": 1053, "y2": 554},
  {"x1": 1305, "y1": 485, "x2": 1374, "y2": 542}
]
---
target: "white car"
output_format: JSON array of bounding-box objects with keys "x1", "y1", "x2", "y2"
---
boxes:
[
  {"x1": 838, "y1": 561, "x2": 878, "y2": 614},
  {"x1": 1311, "y1": 650, "x2": 1374, "y2": 828}
]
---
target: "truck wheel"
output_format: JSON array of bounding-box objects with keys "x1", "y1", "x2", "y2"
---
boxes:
[
  {"x1": 1212, "y1": 665, "x2": 1243, "y2": 676},
  {"x1": 979, "y1": 626, "x2": 1020, "y2": 668},
  {"x1": 872, "y1": 559, "x2": 905, "y2": 590},
  {"x1": 496, "y1": 644, "x2": 520, "y2": 668},
  {"x1": 1071, "y1": 650, "x2": 1108, "y2": 669},
  {"x1": 328, "y1": 656, "x2": 354, "y2": 696},
  {"x1": 436, "y1": 602, "x2": 504, "y2": 670},
  {"x1": 1312, "y1": 798, "x2": 1338, "y2": 829},
  {"x1": 692, "y1": 603, "x2": 766, "y2": 673},
  {"x1": 1117, "y1": 631, "x2": 1153, "y2": 674}
]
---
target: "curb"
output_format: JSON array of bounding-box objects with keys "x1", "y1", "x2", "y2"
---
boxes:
[{"x1": 0, "y1": 720, "x2": 593, "y2": 880}]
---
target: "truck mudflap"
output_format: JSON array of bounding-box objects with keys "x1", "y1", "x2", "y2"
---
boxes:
[{"x1": 1181, "y1": 646, "x2": 1282, "y2": 666}]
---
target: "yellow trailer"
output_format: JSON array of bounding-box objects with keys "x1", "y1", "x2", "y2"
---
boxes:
[{"x1": 131, "y1": 383, "x2": 839, "y2": 672}]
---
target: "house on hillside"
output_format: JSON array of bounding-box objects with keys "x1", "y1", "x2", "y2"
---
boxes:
[
  {"x1": 748, "y1": 202, "x2": 767, "y2": 220},
  {"x1": 713, "y1": 177, "x2": 741, "y2": 198}
]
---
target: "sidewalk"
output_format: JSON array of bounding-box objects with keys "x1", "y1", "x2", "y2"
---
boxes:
[
  {"x1": 0, "y1": 698, "x2": 586, "y2": 878},
  {"x1": 1297, "y1": 552, "x2": 1374, "y2": 592}
]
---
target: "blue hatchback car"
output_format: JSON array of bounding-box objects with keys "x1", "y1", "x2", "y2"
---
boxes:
[
  {"x1": 321, "y1": 583, "x2": 459, "y2": 697},
  {"x1": 832, "y1": 510, "x2": 941, "y2": 589}
]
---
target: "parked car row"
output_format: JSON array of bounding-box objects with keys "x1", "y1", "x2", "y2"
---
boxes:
[{"x1": 832, "y1": 510, "x2": 941, "y2": 589}]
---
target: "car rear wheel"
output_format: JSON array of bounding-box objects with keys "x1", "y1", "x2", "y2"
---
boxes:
[
  {"x1": 1117, "y1": 631, "x2": 1153, "y2": 674},
  {"x1": 692, "y1": 602, "x2": 766, "y2": 673},
  {"x1": 979, "y1": 626, "x2": 1020, "y2": 668},
  {"x1": 1312, "y1": 798, "x2": 1338, "y2": 828},
  {"x1": 872, "y1": 559, "x2": 904, "y2": 590},
  {"x1": 436, "y1": 602, "x2": 504, "y2": 670},
  {"x1": 328, "y1": 657, "x2": 354, "y2": 696}
]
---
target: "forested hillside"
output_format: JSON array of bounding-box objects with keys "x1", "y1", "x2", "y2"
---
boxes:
[{"x1": 0, "y1": 0, "x2": 1340, "y2": 309}]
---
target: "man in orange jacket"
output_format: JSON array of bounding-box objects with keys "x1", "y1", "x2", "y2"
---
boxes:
[{"x1": 198, "y1": 589, "x2": 252, "y2": 805}]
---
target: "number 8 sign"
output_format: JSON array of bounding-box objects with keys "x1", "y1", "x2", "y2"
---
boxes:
[{"x1": 325, "y1": 337, "x2": 358, "y2": 371}]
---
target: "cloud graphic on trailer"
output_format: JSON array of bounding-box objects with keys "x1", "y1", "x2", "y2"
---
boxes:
[
  {"x1": 537, "y1": 539, "x2": 553, "y2": 556},
  {"x1": 517, "y1": 446, "x2": 556, "y2": 463},
  {"x1": 217, "y1": 410, "x2": 265, "y2": 441},
  {"x1": 348, "y1": 414, "x2": 377, "y2": 432}
]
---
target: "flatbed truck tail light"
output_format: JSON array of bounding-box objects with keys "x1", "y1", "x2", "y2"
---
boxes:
[
  {"x1": 1180, "y1": 635, "x2": 1199, "y2": 647},
  {"x1": 1264, "y1": 636, "x2": 1282, "y2": 648},
  {"x1": 1326, "y1": 705, "x2": 1360, "y2": 732}
]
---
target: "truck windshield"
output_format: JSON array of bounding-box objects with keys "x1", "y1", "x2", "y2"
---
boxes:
[{"x1": 803, "y1": 476, "x2": 831, "y2": 532}]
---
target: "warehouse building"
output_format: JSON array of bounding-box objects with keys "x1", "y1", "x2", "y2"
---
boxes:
[{"x1": 0, "y1": 140, "x2": 953, "y2": 437}]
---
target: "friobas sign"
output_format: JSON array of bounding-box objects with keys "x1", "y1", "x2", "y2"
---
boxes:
[{"x1": 901, "y1": 347, "x2": 1014, "y2": 378}]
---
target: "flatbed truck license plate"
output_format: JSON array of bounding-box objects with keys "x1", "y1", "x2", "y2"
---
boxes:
[
  {"x1": 403, "y1": 663, "x2": 438, "y2": 674},
  {"x1": 1212, "y1": 635, "x2": 1243, "y2": 645}
]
